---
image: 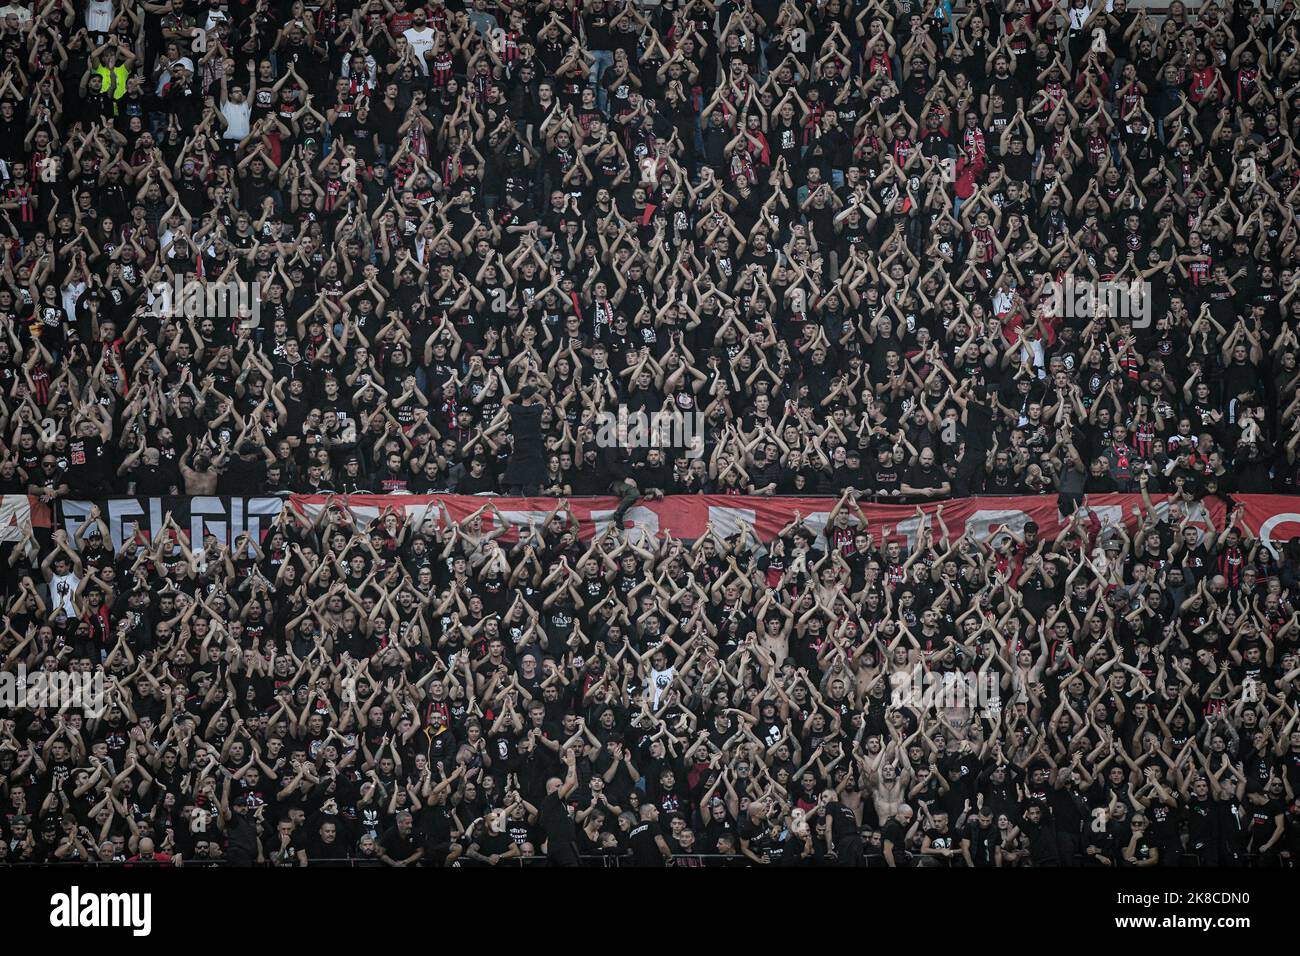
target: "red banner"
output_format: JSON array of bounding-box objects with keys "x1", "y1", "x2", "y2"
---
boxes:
[{"x1": 285, "y1": 493, "x2": 1300, "y2": 551}]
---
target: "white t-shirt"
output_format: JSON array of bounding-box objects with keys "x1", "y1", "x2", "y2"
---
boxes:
[
  {"x1": 649, "y1": 665, "x2": 674, "y2": 708},
  {"x1": 63, "y1": 280, "x2": 86, "y2": 325},
  {"x1": 85, "y1": 0, "x2": 114, "y2": 32},
  {"x1": 222, "y1": 99, "x2": 251, "y2": 140},
  {"x1": 1065, "y1": 0, "x2": 1112, "y2": 23},
  {"x1": 50, "y1": 571, "x2": 80, "y2": 617},
  {"x1": 402, "y1": 26, "x2": 437, "y2": 74},
  {"x1": 991, "y1": 287, "x2": 1014, "y2": 316}
]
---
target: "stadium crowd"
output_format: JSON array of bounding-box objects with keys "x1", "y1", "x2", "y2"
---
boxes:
[{"x1": 0, "y1": 0, "x2": 1299, "y2": 866}]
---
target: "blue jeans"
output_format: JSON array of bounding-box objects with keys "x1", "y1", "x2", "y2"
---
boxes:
[{"x1": 590, "y1": 50, "x2": 614, "y2": 110}]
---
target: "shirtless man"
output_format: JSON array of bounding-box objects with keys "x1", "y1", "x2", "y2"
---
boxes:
[
  {"x1": 180, "y1": 436, "x2": 224, "y2": 494},
  {"x1": 870, "y1": 758, "x2": 913, "y2": 828},
  {"x1": 756, "y1": 598, "x2": 793, "y2": 662}
]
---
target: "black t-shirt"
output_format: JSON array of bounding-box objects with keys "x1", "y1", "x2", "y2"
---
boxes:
[
  {"x1": 1023, "y1": 819, "x2": 1061, "y2": 865},
  {"x1": 871, "y1": 461, "x2": 902, "y2": 495},
  {"x1": 1124, "y1": 832, "x2": 1156, "y2": 865},
  {"x1": 628, "y1": 818, "x2": 665, "y2": 866},
  {"x1": 904, "y1": 463, "x2": 946, "y2": 494},
  {"x1": 1086, "y1": 820, "x2": 1120, "y2": 864},
  {"x1": 1247, "y1": 798, "x2": 1283, "y2": 848},
  {"x1": 1184, "y1": 796, "x2": 1218, "y2": 846},
  {"x1": 66, "y1": 434, "x2": 107, "y2": 488},
  {"x1": 540, "y1": 791, "x2": 578, "y2": 864},
  {"x1": 306, "y1": 835, "x2": 349, "y2": 866},
  {"x1": 378, "y1": 825, "x2": 420, "y2": 862},
  {"x1": 221, "y1": 453, "x2": 267, "y2": 494},
  {"x1": 471, "y1": 829, "x2": 514, "y2": 863},
  {"x1": 923, "y1": 826, "x2": 960, "y2": 864},
  {"x1": 966, "y1": 822, "x2": 998, "y2": 866},
  {"x1": 828, "y1": 801, "x2": 861, "y2": 845},
  {"x1": 881, "y1": 820, "x2": 908, "y2": 861}
]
